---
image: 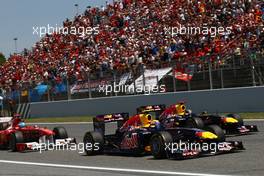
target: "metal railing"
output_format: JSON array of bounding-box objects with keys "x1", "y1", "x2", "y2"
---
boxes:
[{"x1": 1, "y1": 54, "x2": 263, "y2": 106}]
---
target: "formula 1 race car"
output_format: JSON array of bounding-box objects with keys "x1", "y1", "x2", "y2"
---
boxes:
[
  {"x1": 0, "y1": 116, "x2": 76, "y2": 152},
  {"x1": 137, "y1": 103, "x2": 258, "y2": 140},
  {"x1": 83, "y1": 112, "x2": 244, "y2": 159}
]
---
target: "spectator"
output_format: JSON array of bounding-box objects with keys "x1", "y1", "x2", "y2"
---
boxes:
[{"x1": 0, "y1": 0, "x2": 263, "y2": 95}]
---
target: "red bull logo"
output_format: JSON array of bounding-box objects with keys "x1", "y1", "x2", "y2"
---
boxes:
[{"x1": 120, "y1": 133, "x2": 138, "y2": 149}]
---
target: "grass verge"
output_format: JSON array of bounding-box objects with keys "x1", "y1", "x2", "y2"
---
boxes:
[
  {"x1": 237, "y1": 112, "x2": 264, "y2": 119},
  {"x1": 26, "y1": 116, "x2": 93, "y2": 123}
]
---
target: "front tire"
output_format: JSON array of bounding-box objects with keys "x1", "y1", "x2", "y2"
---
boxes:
[
  {"x1": 53, "y1": 127, "x2": 68, "y2": 139},
  {"x1": 186, "y1": 117, "x2": 204, "y2": 129},
  {"x1": 150, "y1": 131, "x2": 173, "y2": 159},
  {"x1": 205, "y1": 125, "x2": 226, "y2": 141},
  {"x1": 83, "y1": 131, "x2": 104, "y2": 156},
  {"x1": 9, "y1": 131, "x2": 24, "y2": 152}
]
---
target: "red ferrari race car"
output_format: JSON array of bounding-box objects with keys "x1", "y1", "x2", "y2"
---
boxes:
[{"x1": 0, "y1": 115, "x2": 76, "y2": 152}]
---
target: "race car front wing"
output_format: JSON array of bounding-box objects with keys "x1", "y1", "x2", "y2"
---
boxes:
[
  {"x1": 166, "y1": 141, "x2": 244, "y2": 159},
  {"x1": 16, "y1": 138, "x2": 77, "y2": 152}
]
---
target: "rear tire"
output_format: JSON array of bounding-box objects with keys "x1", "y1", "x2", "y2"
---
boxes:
[
  {"x1": 53, "y1": 127, "x2": 68, "y2": 139},
  {"x1": 0, "y1": 123, "x2": 8, "y2": 130},
  {"x1": 9, "y1": 131, "x2": 24, "y2": 152},
  {"x1": 226, "y1": 114, "x2": 243, "y2": 126},
  {"x1": 150, "y1": 131, "x2": 172, "y2": 159},
  {"x1": 205, "y1": 125, "x2": 226, "y2": 142},
  {"x1": 186, "y1": 117, "x2": 204, "y2": 129},
  {"x1": 83, "y1": 131, "x2": 104, "y2": 156}
]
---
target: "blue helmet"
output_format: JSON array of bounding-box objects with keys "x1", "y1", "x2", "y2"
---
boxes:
[{"x1": 18, "y1": 122, "x2": 26, "y2": 128}]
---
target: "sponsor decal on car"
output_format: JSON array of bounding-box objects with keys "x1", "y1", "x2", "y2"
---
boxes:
[{"x1": 120, "y1": 133, "x2": 138, "y2": 149}]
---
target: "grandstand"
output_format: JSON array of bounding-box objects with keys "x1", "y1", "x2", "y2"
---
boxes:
[{"x1": 0, "y1": 0, "x2": 263, "y2": 104}]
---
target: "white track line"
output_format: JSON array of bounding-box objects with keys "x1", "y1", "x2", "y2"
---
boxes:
[{"x1": 0, "y1": 160, "x2": 231, "y2": 176}]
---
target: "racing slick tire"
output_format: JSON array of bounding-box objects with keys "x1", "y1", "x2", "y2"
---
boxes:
[
  {"x1": 226, "y1": 114, "x2": 244, "y2": 126},
  {"x1": 9, "y1": 131, "x2": 24, "y2": 152},
  {"x1": 53, "y1": 127, "x2": 68, "y2": 139},
  {"x1": 83, "y1": 131, "x2": 104, "y2": 156},
  {"x1": 186, "y1": 117, "x2": 204, "y2": 129},
  {"x1": 150, "y1": 131, "x2": 173, "y2": 159},
  {"x1": 205, "y1": 125, "x2": 226, "y2": 142},
  {"x1": 0, "y1": 123, "x2": 8, "y2": 131}
]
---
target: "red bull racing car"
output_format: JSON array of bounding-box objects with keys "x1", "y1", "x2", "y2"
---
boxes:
[
  {"x1": 83, "y1": 112, "x2": 244, "y2": 159},
  {"x1": 137, "y1": 103, "x2": 258, "y2": 141},
  {"x1": 0, "y1": 115, "x2": 76, "y2": 152}
]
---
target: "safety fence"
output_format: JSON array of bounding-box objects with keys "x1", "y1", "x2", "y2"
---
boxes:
[{"x1": 0, "y1": 54, "x2": 263, "y2": 107}]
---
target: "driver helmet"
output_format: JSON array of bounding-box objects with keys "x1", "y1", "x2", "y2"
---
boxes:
[
  {"x1": 13, "y1": 113, "x2": 21, "y2": 118},
  {"x1": 175, "y1": 103, "x2": 186, "y2": 116},
  {"x1": 139, "y1": 114, "x2": 152, "y2": 127},
  {"x1": 201, "y1": 111, "x2": 208, "y2": 115},
  {"x1": 18, "y1": 122, "x2": 26, "y2": 128}
]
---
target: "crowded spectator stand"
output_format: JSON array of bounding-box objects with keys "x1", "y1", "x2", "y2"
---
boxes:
[{"x1": 0, "y1": 0, "x2": 263, "y2": 103}]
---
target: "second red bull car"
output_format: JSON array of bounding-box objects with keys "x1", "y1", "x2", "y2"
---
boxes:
[{"x1": 137, "y1": 103, "x2": 258, "y2": 141}]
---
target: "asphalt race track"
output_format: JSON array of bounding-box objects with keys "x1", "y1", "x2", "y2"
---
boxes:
[{"x1": 0, "y1": 121, "x2": 263, "y2": 176}]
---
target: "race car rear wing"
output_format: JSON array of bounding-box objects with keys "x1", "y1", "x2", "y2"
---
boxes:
[
  {"x1": 136, "y1": 105, "x2": 166, "y2": 119},
  {"x1": 93, "y1": 113, "x2": 129, "y2": 135},
  {"x1": 137, "y1": 104, "x2": 166, "y2": 113}
]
